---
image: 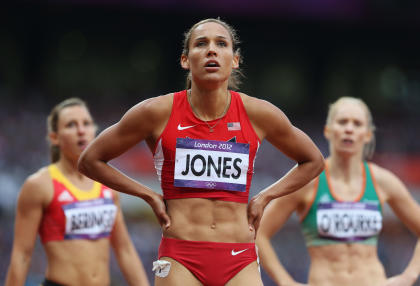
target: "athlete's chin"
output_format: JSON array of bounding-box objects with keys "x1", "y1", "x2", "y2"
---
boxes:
[
  {"x1": 198, "y1": 71, "x2": 229, "y2": 79},
  {"x1": 196, "y1": 76, "x2": 230, "y2": 88},
  {"x1": 336, "y1": 149, "x2": 359, "y2": 158},
  {"x1": 73, "y1": 147, "x2": 87, "y2": 159}
]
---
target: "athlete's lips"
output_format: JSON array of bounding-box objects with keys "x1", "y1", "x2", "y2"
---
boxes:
[
  {"x1": 77, "y1": 139, "x2": 89, "y2": 149},
  {"x1": 204, "y1": 60, "x2": 220, "y2": 67},
  {"x1": 341, "y1": 138, "x2": 354, "y2": 145}
]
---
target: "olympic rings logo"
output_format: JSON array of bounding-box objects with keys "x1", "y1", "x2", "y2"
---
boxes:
[{"x1": 206, "y1": 182, "x2": 217, "y2": 188}]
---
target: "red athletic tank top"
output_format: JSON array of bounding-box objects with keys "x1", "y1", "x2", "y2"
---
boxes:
[
  {"x1": 39, "y1": 164, "x2": 117, "y2": 243},
  {"x1": 153, "y1": 90, "x2": 260, "y2": 203}
]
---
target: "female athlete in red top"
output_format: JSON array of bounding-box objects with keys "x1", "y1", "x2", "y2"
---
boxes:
[
  {"x1": 78, "y1": 18, "x2": 325, "y2": 285},
  {"x1": 5, "y1": 98, "x2": 149, "y2": 286}
]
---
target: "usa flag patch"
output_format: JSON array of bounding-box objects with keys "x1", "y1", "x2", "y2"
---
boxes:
[{"x1": 227, "y1": 122, "x2": 241, "y2": 131}]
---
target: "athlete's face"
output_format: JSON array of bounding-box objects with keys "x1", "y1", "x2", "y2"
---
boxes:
[
  {"x1": 324, "y1": 101, "x2": 372, "y2": 158},
  {"x1": 181, "y1": 22, "x2": 239, "y2": 87},
  {"x1": 50, "y1": 105, "x2": 96, "y2": 161}
]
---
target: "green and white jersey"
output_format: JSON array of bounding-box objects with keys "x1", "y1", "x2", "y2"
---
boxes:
[{"x1": 300, "y1": 162, "x2": 383, "y2": 247}]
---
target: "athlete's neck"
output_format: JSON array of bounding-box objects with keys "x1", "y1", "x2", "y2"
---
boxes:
[
  {"x1": 188, "y1": 86, "x2": 230, "y2": 121},
  {"x1": 56, "y1": 157, "x2": 86, "y2": 181},
  {"x1": 326, "y1": 155, "x2": 363, "y2": 183}
]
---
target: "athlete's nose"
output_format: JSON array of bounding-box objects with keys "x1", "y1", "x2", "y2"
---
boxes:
[
  {"x1": 344, "y1": 122, "x2": 354, "y2": 133},
  {"x1": 207, "y1": 41, "x2": 218, "y2": 57},
  {"x1": 77, "y1": 123, "x2": 87, "y2": 135}
]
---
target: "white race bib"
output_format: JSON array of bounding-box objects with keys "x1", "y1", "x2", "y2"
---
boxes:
[
  {"x1": 63, "y1": 198, "x2": 117, "y2": 240},
  {"x1": 174, "y1": 138, "x2": 249, "y2": 191},
  {"x1": 316, "y1": 202, "x2": 382, "y2": 241}
]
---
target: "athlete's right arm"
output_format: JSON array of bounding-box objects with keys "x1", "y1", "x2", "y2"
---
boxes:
[
  {"x1": 256, "y1": 182, "x2": 314, "y2": 286},
  {"x1": 78, "y1": 95, "x2": 173, "y2": 228},
  {"x1": 5, "y1": 173, "x2": 48, "y2": 286}
]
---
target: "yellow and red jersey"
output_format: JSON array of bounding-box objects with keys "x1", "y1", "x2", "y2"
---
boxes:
[{"x1": 39, "y1": 164, "x2": 117, "y2": 243}]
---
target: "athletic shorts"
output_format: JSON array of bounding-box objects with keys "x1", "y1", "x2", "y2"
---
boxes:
[{"x1": 158, "y1": 236, "x2": 258, "y2": 286}]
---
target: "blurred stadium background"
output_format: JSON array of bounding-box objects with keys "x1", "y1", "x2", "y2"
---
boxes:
[{"x1": 1, "y1": 0, "x2": 420, "y2": 285}]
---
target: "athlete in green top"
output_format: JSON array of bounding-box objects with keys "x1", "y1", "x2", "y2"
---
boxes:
[
  {"x1": 256, "y1": 97, "x2": 420, "y2": 286},
  {"x1": 300, "y1": 161, "x2": 382, "y2": 247}
]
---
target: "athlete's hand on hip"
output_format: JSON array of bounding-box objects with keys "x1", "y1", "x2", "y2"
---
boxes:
[
  {"x1": 247, "y1": 192, "x2": 270, "y2": 238},
  {"x1": 148, "y1": 193, "x2": 171, "y2": 229}
]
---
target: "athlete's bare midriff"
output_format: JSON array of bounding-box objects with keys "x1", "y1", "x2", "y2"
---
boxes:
[
  {"x1": 44, "y1": 239, "x2": 111, "y2": 286},
  {"x1": 308, "y1": 244, "x2": 387, "y2": 286},
  {"x1": 163, "y1": 198, "x2": 255, "y2": 243}
]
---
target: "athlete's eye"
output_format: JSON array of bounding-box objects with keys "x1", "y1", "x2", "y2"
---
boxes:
[
  {"x1": 217, "y1": 41, "x2": 227, "y2": 47},
  {"x1": 337, "y1": 119, "x2": 348, "y2": 125},
  {"x1": 196, "y1": 41, "x2": 207, "y2": 47},
  {"x1": 66, "y1": 121, "x2": 77, "y2": 128},
  {"x1": 84, "y1": 120, "x2": 93, "y2": 127},
  {"x1": 353, "y1": 120, "x2": 363, "y2": 127}
]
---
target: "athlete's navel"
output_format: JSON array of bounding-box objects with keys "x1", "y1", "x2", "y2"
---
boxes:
[{"x1": 210, "y1": 223, "x2": 216, "y2": 229}]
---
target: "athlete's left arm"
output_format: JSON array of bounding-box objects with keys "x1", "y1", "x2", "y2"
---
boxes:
[
  {"x1": 241, "y1": 94, "x2": 324, "y2": 232},
  {"x1": 110, "y1": 192, "x2": 150, "y2": 286},
  {"x1": 371, "y1": 164, "x2": 420, "y2": 285}
]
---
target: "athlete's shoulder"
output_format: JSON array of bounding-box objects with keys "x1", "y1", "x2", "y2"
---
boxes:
[
  {"x1": 20, "y1": 166, "x2": 53, "y2": 205},
  {"x1": 368, "y1": 162, "x2": 398, "y2": 183},
  {"x1": 132, "y1": 93, "x2": 174, "y2": 115},
  {"x1": 368, "y1": 162, "x2": 407, "y2": 199},
  {"x1": 238, "y1": 92, "x2": 283, "y2": 114},
  {"x1": 237, "y1": 92, "x2": 291, "y2": 141},
  {"x1": 24, "y1": 166, "x2": 50, "y2": 188},
  {"x1": 237, "y1": 92, "x2": 272, "y2": 107},
  {"x1": 121, "y1": 93, "x2": 174, "y2": 128}
]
